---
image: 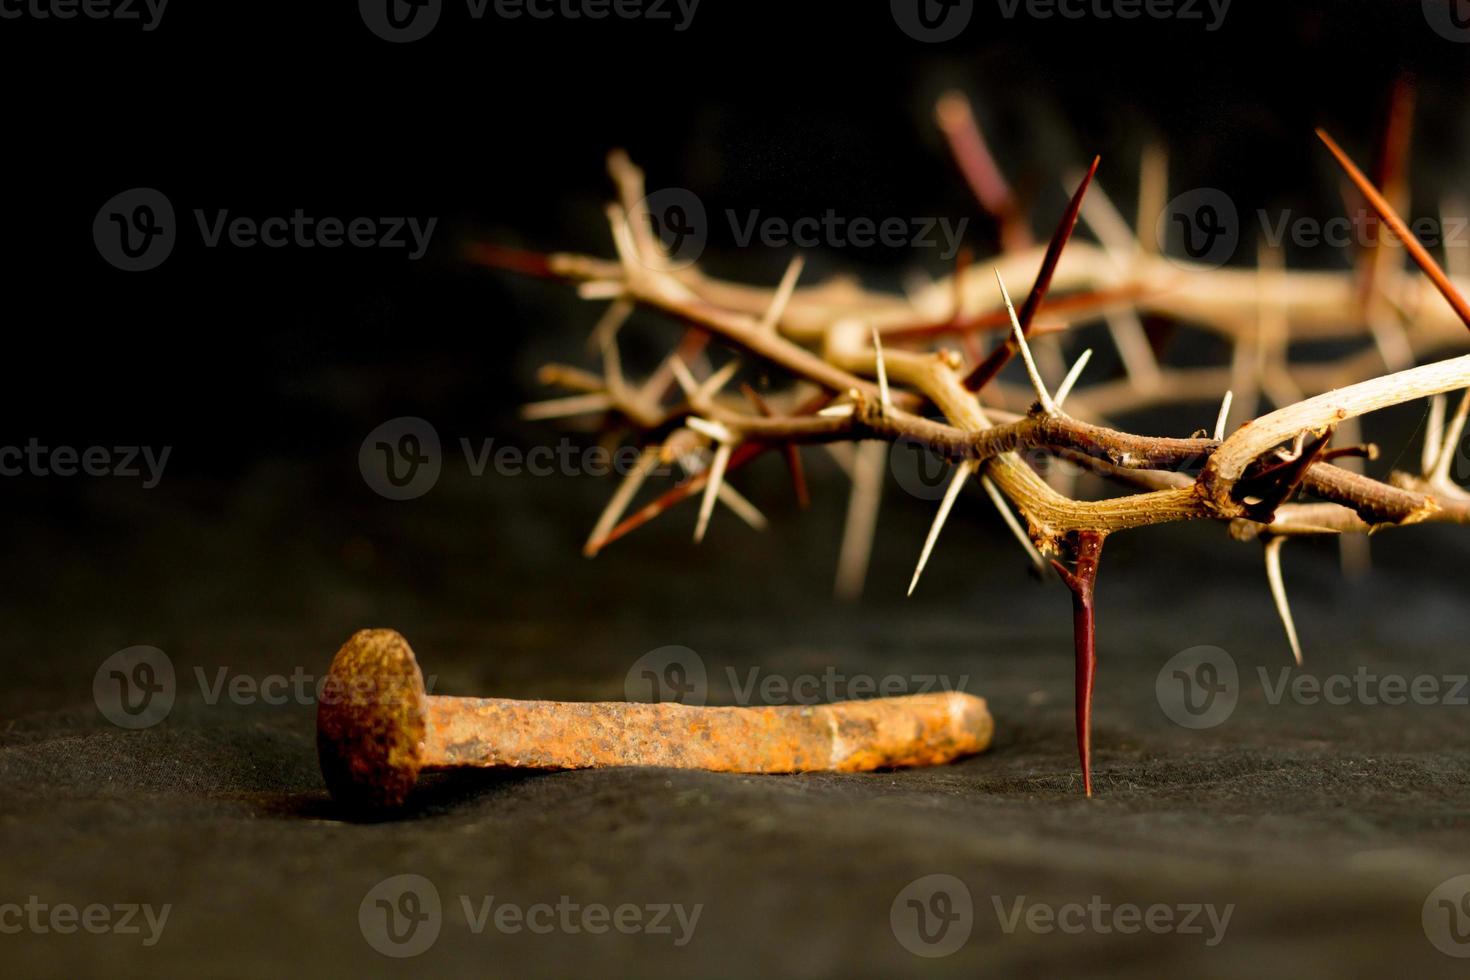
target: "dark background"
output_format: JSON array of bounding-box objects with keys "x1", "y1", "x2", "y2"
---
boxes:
[{"x1": 5, "y1": 1, "x2": 1470, "y2": 976}]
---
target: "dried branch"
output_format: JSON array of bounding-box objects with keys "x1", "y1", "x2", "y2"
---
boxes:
[{"x1": 485, "y1": 96, "x2": 1470, "y2": 796}]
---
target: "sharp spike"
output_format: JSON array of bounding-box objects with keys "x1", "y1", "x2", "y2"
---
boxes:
[
  {"x1": 1074, "y1": 168, "x2": 1139, "y2": 267},
  {"x1": 577, "y1": 281, "x2": 626, "y2": 301},
  {"x1": 684, "y1": 416, "x2": 734, "y2": 444},
  {"x1": 1104, "y1": 309, "x2": 1162, "y2": 391},
  {"x1": 909, "y1": 461, "x2": 976, "y2": 596},
  {"x1": 669, "y1": 356, "x2": 698, "y2": 397},
  {"x1": 1054, "y1": 349, "x2": 1094, "y2": 408},
  {"x1": 585, "y1": 448, "x2": 659, "y2": 557},
  {"x1": 600, "y1": 334, "x2": 625, "y2": 395},
  {"x1": 1424, "y1": 394, "x2": 1447, "y2": 475},
  {"x1": 961, "y1": 157, "x2": 1099, "y2": 392},
  {"x1": 1317, "y1": 128, "x2": 1470, "y2": 331},
  {"x1": 979, "y1": 473, "x2": 1045, "y2": 572},
  {"x1": 697, "y1": 359, "x2": 742, "y2": 400},
  {"x1": 520, "y1": 393, "x2": 615, "y2": 421},
  {"x1": 1443, "y1": 197, "x2": 1470, "y2": 282},
  {"x1": 995, "y1": 268, "x2": 1057, "y2": 414},
  {"x1": 834, "y1": 442, "x2": 886, "y2": 601},
  {"x1": 1214, "y1": 390, "x2": 1235, "y2": 441},
  {"x1": 759, "y1": 256, "x2": 805, "y2": 332},
  {"x1": 715, "y1": 482, "x2": 767, "y2": 531},
  {"x1": 935, "y1": 91, "x2": 1028, "y2": 251},
  {"x1": 1136, "y1": 142, "x2": 1168, "y2": 255},
  {"x1": 694, "y1": 442, "x2": 733, "y2": 544},
  {"x1": 871, "y1": 326, "x2": 892, "y2": 415},
  {"x1": 823, "y1": 443, "x2": 856, "y2": 478},
  {"x1": 605, "y1": 204, "x2": 642, "y2": 272},
  {"x1": 1264, "y1": 536, "x2": 1304, "y2": 666},
  {"x1": 1432, "y1": 387, "x2": 1470, "y2": 484}
]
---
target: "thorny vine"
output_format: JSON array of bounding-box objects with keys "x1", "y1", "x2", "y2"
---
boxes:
[{"x1": 474, "y1": 87, "x2": 1470, "y2": 795}]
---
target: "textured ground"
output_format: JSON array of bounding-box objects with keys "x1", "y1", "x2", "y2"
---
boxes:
[{"x1": 2, "y1": 459, "x2": 1469, "y2": 978}]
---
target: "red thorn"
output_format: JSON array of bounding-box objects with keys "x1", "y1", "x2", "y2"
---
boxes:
[
  {"x1": 963, "y1": 156, "x2": 1101, "y2": 392},
  {"x1": 935, "y1": 93, "x2": 1032, "y2": 252},
  {"x1": 1055, "y1": 530, "x2": 1105, "y2": 797},
  {"x1": 462, "y1": 242, "x2": 558, "y2": 279},
  {"x1": 1317, "y1": 128, "x2": 1470, "y2": 332},
  {"x1": 1355, "y1": 76, "x2": 1417, "y2": 312},
  {"x1": 887, "y1": 284, "x2": 1151, "y2": 342},
  {"x1": 742, "y1": 384, "x2": 811, "y2": 509}
]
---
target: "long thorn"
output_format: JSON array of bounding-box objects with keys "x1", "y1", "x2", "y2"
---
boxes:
[
  {"x1": 1054, "y1": 349, "x2": 1094, "y2": 408},
  {"x1": 605, "y1": 204, "x2": 641, "y2": 274},
  {"x1": 1317, "y1": 128, "x2": 1470, "y2": 331},
  {"x1": 979, "y1": 473, "x2": 1045, "y2": 572},
  {"x1": 697, "y1": 359, "x2": 741, "y2": 400},
  {"x1": 834, "y1": 442, "x2": 885, "y2": 601},
  {"x1": 1432, "y1": 387, "x2": 1470, "y2": 483},
  {"x1": 585, "y1": 448, "x2": 659, "y2": 557},
  {"x1": 1264, "y1": 536, "x2": 1303, "y2": 666},
  {"x1": 962, "y1": 156, "x2": 1099, "y2": 391},
  {"x1": 742, "y1": 384, "x2": 810, "y2": 509},
  {"x1": 1076, "y1": 172, "x2": 1139, "y2": 268},
  {"x1": 908, "y1": 460, "x2": 976, "y2": 596},
  {"x1": 600, "y1": 333, "x2": 625, "y2": 395},
  {"x1": 995, "y1": 268, "x2": 1057, "y2": 414},
  {"x1": 694, "y1": 442, "x2": 732, "y2": 544},
  {"x1": 1050, "y1": 530, "x2": 1105, "y2": 797},
  {"x1": 1424, "y1": 393, "x2": 1447, "y2": 475},
  {"x1": 871, "y1": 326, "x2": 892, "y2": 415},
  {"x1": 1136, "y1": 142, "x2": 1167, "y2": 256},
  {"x1": 1443, "y1": 196, "x2": 1470, "y2": 282},
  {"x1": 1214, "y1": 390, "x2": 1235, "y2": 441},
  {"x1": 1105, "y1": 309, "x2": 1162, "y2": 391},
  {"x1": 715, "y1": 481, "x2": 766, "y2": 531},
  {"x1": 520, "y1": 393, "x2": 614, "y2": 421},
  {"x1": 462, "y1": 242, "x2": 556, "y2": 279},
  {"x1": 935, "y1": 91, "x2": 1029, "y2": 252},
  {"x1": 759, "y1": 256, "x2": 805, "y2": 332},
  {"x1": 640, "y1": 330, "x2": 711, "y2": 404},
  {"x1": 669, "y1": 356, "x2": 698, "y2": 397}
]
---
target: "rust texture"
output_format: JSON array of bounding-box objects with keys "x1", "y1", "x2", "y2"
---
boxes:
[
  {"x1": 317, "y1": 628, "x2": 993, "y2": 809},
  {"x1": 421, "y1": 692, "x2": 992, "y2": 774},
  {"x1": 316, "y1": 629, "x2": 428, "y2": 810}
]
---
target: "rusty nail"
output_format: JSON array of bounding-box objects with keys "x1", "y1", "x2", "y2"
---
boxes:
[{"x1": 317, "y1": 628, "x2": 994, "y2": 809}]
